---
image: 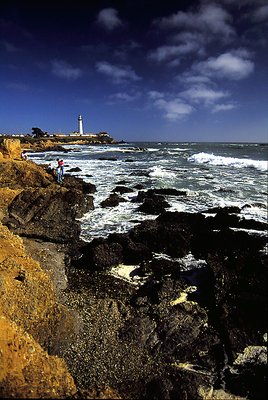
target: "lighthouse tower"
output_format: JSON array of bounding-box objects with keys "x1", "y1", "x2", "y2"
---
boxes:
[{"x1": 78, "y1": 114, "x2": 84, "y2": 135}]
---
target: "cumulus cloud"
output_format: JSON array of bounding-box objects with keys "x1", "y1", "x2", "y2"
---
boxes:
[
  {"x1": 148, "y1": 42, "x2": 201, "y2": 63},
  {"x1": 96, "y1": 8, "x2": 123, "y2": 31},
  {"x1": 151, "y1": 96, "x2": 194, "y2": 121},
  {"x1": 51, "y1": 60, "x2": 82, "y2": 80},
  {"x1": 96, "y1": 61, "x2": 141, "y2": 84},
  {"x1": 193, "y1": 50, "x2": 254, "y2": 80},
  {"x1": 181, "y1": 84, "x2": 229, "y2": 105},
  {"x1": 154, "y1": 3, "x2": 235, "y2": 40},
  {"x1": 179, "y1": 74, "x2": 211, "y2": 84},
  {"x1": 148, "y1": 91, "x2": 165, "y2": 100}
]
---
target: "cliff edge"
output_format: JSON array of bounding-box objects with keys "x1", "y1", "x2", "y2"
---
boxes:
[{"x1": 0, "y1": 139, "x2": 88, "y2": 398}]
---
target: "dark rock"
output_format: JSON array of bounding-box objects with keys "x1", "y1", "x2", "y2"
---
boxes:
[
  {"x1": 70, "y1": 207, "x2": 267, "y2": 400},
  {"x1": 133, "y1": 188, "x2": 186, "y2": 203},
  {"x1": 133, "y1": 184, "x2": 144, "y2": 190},
  {"x1": 4, "y1": 187, "x2": 94, "y2": 243},
  {"x1": 137, "y1": 195, "x2": 170, "y2": 215},
  {"x1": 130, "y1": 170, "x2": 150, "y2": 177},
  {"x1": 151, "y1": 188, "x2": 187, "y2": 196},
  {"x1": 73, "y1": 238, "x2": 124, "y2": 271},
  {"x1": 63, "y1": 175, "x2": 96, "y2": 194},
  {"x1": 67, "y1": 167, "x2": 82, "y2": 172},
  {"x1": 137, "y1": 258, "x2": 181, "y2": 280},
  {"x1": 120, "y1": 316, "x2": 157, "y2": 348},
  {"x1": 130, "y1": 214, "x2": 194, "y2": 257},
  {"x1": 216, "y1": 187, "x2": 236, "y2": 193},
  {"x1": 143, "y1": 377, "x2": 174, "y2": 400},
  {"x1": 100, "y1": 193, "x2": 127, "y2": 208},
  {"x1": 116, "y1": 180, "x2": 130, "y2": 185},
  {"x1": 108, "y1": 232, "x2": 152, "y2": 264},
  {"x1": 98, "y1": 157, "x2": 117, "y2": 161},
  {"x1": 203, "y1": 206, "x2": 241, "y2": 214},
  {"x1": 112, "y1": 185, "x2": 134, "y2": 194}
]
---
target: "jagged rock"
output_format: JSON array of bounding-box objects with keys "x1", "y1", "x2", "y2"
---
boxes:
[
  {"x1": 137, "y1": 194, "x2": 170, "y2": 214},
  {"x1": 0, "y1": 159, "x2": 53, "y2": 188},
  {"x1": 101, "y1": 193, "x2": 127, "y2": 208},
  {"x1": 112, "y1": 185, "x2": 134, "y2": 194},
  {"x1": 225, "y1": 346, "x2": 267, "y2": 399},
  {"x1": 0, "y1": 316, "x2": 77, "y2": 399},
  {"x1": 4, "y1": 187, "x2": 94, "y2": 243},
  {"x1": 63, "y1": 174, "x2": 96, "y2": 194},
  {"x1": 67, "y1": 166, "x2": 82, "y2": 172},
  {"x1": 74, "y1": 238, "x2": 124, "y2": 270},
  {"x1": 0, "y1": 138, "x2": 21, "y2": 159},
  {"x1": 73, "y1": 206, "x2": 267, "y2": 399}
]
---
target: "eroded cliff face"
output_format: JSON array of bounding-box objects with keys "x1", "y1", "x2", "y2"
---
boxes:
[
  {"x1": 0, "y1": 138, "x2": 22, "y2": 159},
  {"x1": 0, "y1": 140, "x2": 80, "y2": 398},
  {"x1": 0, "y1": 221, "x2": 78, "y2": 398}
]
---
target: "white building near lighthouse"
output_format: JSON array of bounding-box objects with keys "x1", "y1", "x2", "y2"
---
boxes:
[{"x1": 78, "y1": 114, "x2": 84, "y2": 135}]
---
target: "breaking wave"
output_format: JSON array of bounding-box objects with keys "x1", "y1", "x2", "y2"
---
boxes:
[{"x1": 188, "y1": 152, "x2": 267, "y2": 172}]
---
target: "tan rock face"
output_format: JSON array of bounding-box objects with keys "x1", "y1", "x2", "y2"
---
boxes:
[
  {"x1": 0, "y1": 138, "x2": 22, "y2": 159},
  {"x1": 0, "y1": 222, "x2": 79, "y2": 397},
  {"x1": 0, "y1": 316, "x2": 77, "y2": 399},
  {"x1": 0, "y1": 159, "x2": 53, "y2": 188}
]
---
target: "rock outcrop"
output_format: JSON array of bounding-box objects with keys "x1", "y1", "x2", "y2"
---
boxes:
[
  {"x1": 0, "y1": 139, "x2": 96, "y2": 398},
  {"x1": 73, "y1": 209, "x2": 267, "y2": 399},
  {"x1": 0, "y1": 138, "x2": 22, "y2": 159},
  {"x1": 1, "y1": 138, "x2": 267, "y2": 399}
]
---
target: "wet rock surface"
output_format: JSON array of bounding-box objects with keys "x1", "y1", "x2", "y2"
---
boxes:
[
  {"x1": 4, "y1": 186, "x2": 94, "y2": 242},
  {"x1": 1, "y1": 141, "x2": 267, "y2": 399},
  {"x1": 71, "y1": 207, "x2": 267, "y2": 399}
]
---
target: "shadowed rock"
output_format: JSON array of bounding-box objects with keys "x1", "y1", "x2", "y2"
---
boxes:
[{"x1": 4, "y1": 187, "x2": 94, "y2": 243}]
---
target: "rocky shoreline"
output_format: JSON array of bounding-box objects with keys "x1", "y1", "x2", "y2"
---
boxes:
[{"x1": 0, "y1": 138, "x2": 267, "y2": 399}]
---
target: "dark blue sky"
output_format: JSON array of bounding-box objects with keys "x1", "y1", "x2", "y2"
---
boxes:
[{"x1": 1, "y1": 0, "x2": 268, "y2": 142}]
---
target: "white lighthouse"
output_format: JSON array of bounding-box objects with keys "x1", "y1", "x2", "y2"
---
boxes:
[{"x1": 78, "y1": 114, "x2": 84, "y2": 135}]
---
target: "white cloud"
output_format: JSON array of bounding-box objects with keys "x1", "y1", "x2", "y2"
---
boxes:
[
  {"x1": 96, "y1": 8, "x2": 123, "y2": 31},
  {"x1": 181, "y1": 84, "x2": 229, "y2": 105},
  {"x1": 178, "y1": 73, "x2": 211, "y2": 84},
  {"x1": 148, "y1": 42, "x2": 200, "y2": 63},
  {"x1": 212, "y1": 103, "x2": 237, "y2": 113},
  {"x1": 154, "y1": 3, "x2": 235, "y2": 40},
  {"x1": 96, "y1": 61, "x2": 141, "y2": 84},
  {"x1": 109, "y1": 91, "x2": 141, "y2": 102},
  {"x1": 51, "y1": 60, "x2": 82, "y2": 80},
  {"x1": 148, "y1": 91, "x2": 165, "y2": 100},
  {"x1": 153, "y1": 97, "x2": 194, "y2": 121},
  {"x1": 253, "y1": 5, "x2": 268, "y2": 21},
  {"x1": 193, "y1": 50, "x2": 254, "y2": 80}
]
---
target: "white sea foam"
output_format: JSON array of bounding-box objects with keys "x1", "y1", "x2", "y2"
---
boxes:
[
  {"x1": 27, "y1": 142, "x2": 267, "y2": 240},
  {"x1": 149, "y1": 166, "x2": 176, "y2": 178},
  {"x1": 188, "y1": 152, "x2": 267, "y2": 172}
]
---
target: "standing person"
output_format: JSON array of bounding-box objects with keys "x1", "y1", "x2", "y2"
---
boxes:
[
  {"x1": 56, "y1": 158, "x2": 63, "y2": 184},
  {"x1": 55, "y1": 164, "x2": 63, "y2": 184},
  {"x1": 59, "y1": 159, "x2": 64, "y2": 180}
]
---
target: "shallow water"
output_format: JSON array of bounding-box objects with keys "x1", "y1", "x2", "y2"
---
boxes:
[{"x1": 28, "y1": 141, "x2": 268, "y2": 242}]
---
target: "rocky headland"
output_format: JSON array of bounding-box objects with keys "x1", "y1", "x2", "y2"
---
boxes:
[{"x1": 0, "y1": 138, "x2": 267, "y2": 399}]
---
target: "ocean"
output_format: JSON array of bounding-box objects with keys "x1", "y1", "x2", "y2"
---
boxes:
[{"x1": 28, "y1": 142, "x2": 268, "y2": 244}]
